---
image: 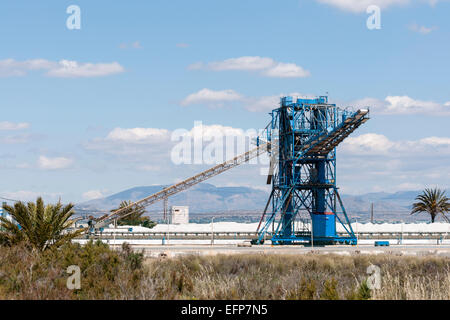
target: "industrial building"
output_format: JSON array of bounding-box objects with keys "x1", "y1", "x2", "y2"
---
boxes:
[
  {"x1": 256, "y1": 96, "x2": 369, "y2": 245},
  {"x1": 170, "y1": 206, "x2": 189, "y2": 224}
]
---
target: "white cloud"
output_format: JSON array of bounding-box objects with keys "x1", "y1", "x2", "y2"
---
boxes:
[
  {"x1": 206, "y1": 56, "x2": 275, "y2": 71},
  {"x1": 419, "y1": 137, "x2": 450, "y2": 146},
  {"x1": 172, "y1": 123, "x2": 266, "y2": 166},
  {"x1": 0, "y1": 58, "x2": 125, "y2": 78},
  {"x1": 338, "y1": 132, "x2": 450, "y2": 194},
  {"x1": 38, "y1": 156, "x2": 74, "y2": 170},
  {"x1": 317, "y1": 0, "x2": 447, "y2": 13},
  {"x1": 82, "y1": 190, "x2": 106, "y2": 200},
  {"x1": 181, "y1": 89, "x2": 318, "y2": 111},
  {"x1": 261, "y1": 62, "x2": 310, "y2": 78},
  {"x1": 84, "y1": 126, "x2": 172, "y2": 158},
  {"x1": 0, "y1": 133, "x2": 35, "y2": 144},
  {"x1": 423, "y1": 0, "x2": 448, "y2": 7},
  {"x1": 352, "y1": 95, "x2": 450, "y2": 115},
  {"x1": 181, "y1": 88, "x2": 243, "y2": 106},
  {"x1": 187, "y1": 123, "x2": 248, "y2": 139},
  {"x1": 408, "y1": 23, "x2": 438, "y2": 34},
  {"x1": 88, "y1": 123, "x2": 251, "y2": 151},
  {"x1": 187, "y1": 62, "x2": 203, "y2": 70},
  {"x1": 84, "y1": 122, "x2": 265, "y2": 169},
  {"x1": 106, "y1": 127, "x2": 170, "y2": 144},
  {"x1": 244, "y1": 92, "x2": 314, "y2": 112},
  {"x1": 0, "y1": 121, "x2": 30, "y2": 130},
  {"x1": 1, "y1": 191, "x2": 62, "y2": 202},
  {"x1": 46, "y1": 60, "x2": 124, "y2": 78},
  {"x1": 244, "y1": 95, "x2": 280, "y2": 112},
  {"x1": 180, "y1": 91, "x2": 450, "y2": 117},
  {"x1": 395, "y1": 182, "x2": 425, "y2": 190},
  {"x1": 316, "y1": 0, "x2": 410, "y2": 13},
  {"x1": 341, "y1": 133, "x2": 450, "y2": 156},
  {"x1": 84, "y1": 127, "x2": 172, "y2": 160},
  {"x1": 188, "y1": 56, "x2": 310, "y2": 78},
  {"x1": 83, "y1": 124, "x2": 450, "y2": 195},
  {"x1": 341, "y1": 133, "x2": 395, "y2": 155},
  {"x1": 0, "y1": 59, "x2": 54, "y2": 77},
  {"x1": 384, "y1": 96, "x2": 449, "y2": 114}
]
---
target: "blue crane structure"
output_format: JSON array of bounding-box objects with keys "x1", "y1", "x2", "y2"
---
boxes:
[
  {"x1": 255, "y1": 96, "x2": 369, "y2": 245},
  {"x1": 91, "y1": 95, "x2": 369, "y2": 247}
]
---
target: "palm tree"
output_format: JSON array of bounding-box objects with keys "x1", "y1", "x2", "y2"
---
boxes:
[
  {"x1": 0, "y1": 197, "x2": 85, "y2": 251},
  {"x1": 112, "y1": 200, "x2": 156, "y2": 228},
  {"x1": 113, "y1": 200, "x2": 146, "y2": 222},
  {"x1": 411, "y1": 188, "x2": 450, "y2": 223}
]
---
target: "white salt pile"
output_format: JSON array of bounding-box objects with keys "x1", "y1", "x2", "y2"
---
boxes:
[{"x1": 103, "y1": 222, "x2": 450, "y2": 233}]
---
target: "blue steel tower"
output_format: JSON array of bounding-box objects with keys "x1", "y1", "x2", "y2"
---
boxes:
[{"x1": 256, "y1": 96, "x2": 369, "y2": 245}]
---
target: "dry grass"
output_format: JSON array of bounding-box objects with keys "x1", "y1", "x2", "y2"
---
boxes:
[
  {"x1": 145, "y1": 253, "x2": 450, "y2": 300},
  {"x1": 0, "y1": 242, "x2": 449, "y2": 300},
  {"x1": 372, "y1": 270, "x2": 450, "y2": 300}
]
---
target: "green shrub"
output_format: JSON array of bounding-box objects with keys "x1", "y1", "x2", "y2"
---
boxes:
[
  {"x1": 0, "y1": 246, "x2": 448, "y2": 300},
  {"x1": 357, "y1": 280, "x2": 371, "y2": 300},
  {"x1": 321, "y1": 278, "x2": 340, "y2": 300}
]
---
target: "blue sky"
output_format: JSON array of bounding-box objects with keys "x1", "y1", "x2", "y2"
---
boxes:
[{"x1": 0, "y1": 0, "x2": 449, "y2": 204}]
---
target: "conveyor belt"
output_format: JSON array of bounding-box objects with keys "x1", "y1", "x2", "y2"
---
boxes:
[
  {"x1": 93, "y1": 109, "x2": 369, "y2": 230},
  {"x1": 300, "y1": 109, "x2": 369, "y2": 157},
  {"x1": 94, "y1": 142, "x2": 271, "y2": 228}
]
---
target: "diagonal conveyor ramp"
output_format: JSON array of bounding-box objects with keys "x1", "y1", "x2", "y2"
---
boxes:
[
  {"x1": 94, "y1": 142, "x2": 271, "y2": 228},
  {"x1": 93, "y1": 109, "x2": 369, "y2": 229}
]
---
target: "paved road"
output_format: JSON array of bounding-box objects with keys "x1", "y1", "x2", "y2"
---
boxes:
[{"x1": 112, "y1": 244, "x2": 450, "y2": 258}]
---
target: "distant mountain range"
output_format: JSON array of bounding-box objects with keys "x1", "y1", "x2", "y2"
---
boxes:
[
  {"x1": 75, "y1": 183, "x2": 429, "y2": 223},
  {"x1": 76, "y1": 183, "x2": 268, "y2": 213}
]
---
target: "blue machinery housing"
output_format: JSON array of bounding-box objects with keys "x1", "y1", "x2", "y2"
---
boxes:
[{"x1": 255, "y1": 96, "x2": 370, "y2": 245}]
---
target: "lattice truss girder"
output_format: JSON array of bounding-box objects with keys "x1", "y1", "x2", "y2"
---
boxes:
[
  {"x1": 273, "y1": 156, "x2": 336, "y2": 187},
  {"x1": 257, "y1": 97, "x2": 369, "y2": 243},
  {"x1": 95, "y1": 142, "x2": 271, "y2": 228}
]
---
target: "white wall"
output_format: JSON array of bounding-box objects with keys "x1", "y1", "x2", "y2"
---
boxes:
[{"x1": 170, "y1": 206, "x2": 189, "y2": 224}]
